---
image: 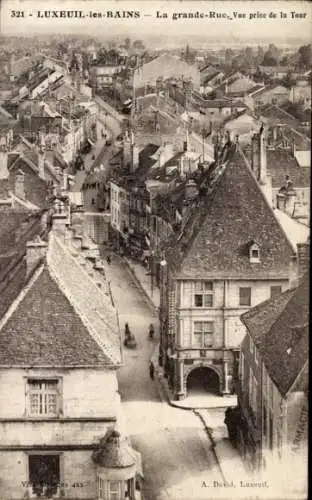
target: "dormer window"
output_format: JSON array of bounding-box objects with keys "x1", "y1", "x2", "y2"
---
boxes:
[{"x1": 249, "y1": 241, "x2": 260, "y2": 263}]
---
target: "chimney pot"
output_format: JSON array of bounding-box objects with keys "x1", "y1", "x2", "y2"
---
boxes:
[{"x1": 38, "y1": 151, "x2": 45, "y2": 180}]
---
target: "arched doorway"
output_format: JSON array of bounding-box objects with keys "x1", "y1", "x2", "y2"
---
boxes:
[{"x1": 186, "y1": 366, "x2": 220, "y2": 395}]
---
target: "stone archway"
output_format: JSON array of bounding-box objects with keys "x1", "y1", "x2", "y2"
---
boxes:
[{"x1": 186, "y1": 365, "x2": 221, "y2": 396}]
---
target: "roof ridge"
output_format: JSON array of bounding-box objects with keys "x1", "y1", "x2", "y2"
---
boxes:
[
  {"x1": 238, "y1": 148, "x2": 295, "y2": 255},
  {"x1": 19, "y1": 152, "x2": 38, "y2": 174},
  {"x1": 241, "y1": 286, "x2": 296, "y2": 324},
  {"x1": 10, "y1": 192, "x2": 40, "y2": 210},
  {"x1": 174, "y1": 156, "x2": 230, "y2": 268},
  {"x1": 47, "y1": 233, "x2": 121, "y2": 365},
  {"x1": 0, "y1": 263, "x2": 44, "y2": 333}
]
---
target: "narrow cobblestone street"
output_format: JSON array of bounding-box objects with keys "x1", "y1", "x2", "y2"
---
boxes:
[{"x1": 105, "y1": 255, "x2": 224, "y2": 500}]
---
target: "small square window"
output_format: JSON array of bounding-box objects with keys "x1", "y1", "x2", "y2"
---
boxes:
[
  {"x1": 27, "y1": 379, "x2": 60, "y2": 417},
  {"x1": 194, "y1": 281, "x2": 214, "y2": 307},
  {"x1": 203, "y1": 294, "x2": 213, "y2": 307},
  {"x1": 194, "y1": 294, "x2": 203, "y2": 307},
  {"x1": 194, "y1": 321, "x2": 214, "y2": 347},
  {"x1": 271, "y1": 285, "x2": 282, "y2": 299}
]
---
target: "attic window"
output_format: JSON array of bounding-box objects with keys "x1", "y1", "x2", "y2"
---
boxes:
[{"x1": 249, "y1": 242, "x2": 260, "y2": 263}]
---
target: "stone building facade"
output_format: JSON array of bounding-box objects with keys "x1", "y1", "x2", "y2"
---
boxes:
[{"x1": 159, "y1": 133, "x2": 294, "y2": 400}]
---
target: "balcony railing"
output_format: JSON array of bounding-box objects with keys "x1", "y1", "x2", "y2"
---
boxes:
[{"x1": 174, "y1": 346, "x2": 224, "y2": 360}]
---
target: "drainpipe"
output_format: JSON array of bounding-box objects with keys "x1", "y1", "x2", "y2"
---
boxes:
[{"x1": 223, "y1": 280, "x2": 229, "y2": 394}]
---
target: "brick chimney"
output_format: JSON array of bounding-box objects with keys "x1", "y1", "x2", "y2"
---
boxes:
[
  {"x1": 38, "y1": 151, "x2": 45, "y2": 180},
  {"x1": 0, "y1": 151, "x2": 9, "y2": 179},
  {"x1": 26, "y1": 236, "x2": 48, "y2": 276},
  {"x1": 15, "y1": 171, "x2": 25, "y2": 199},
  {"x1": 251, "y1": 124, "x2": 272, "y2": 206},
  {"x1": 131, "y1": 144, "x2": 139, "y2": 172},
  {"x1": 123, "y1": 133, "x2": 132, "y2": 169}
]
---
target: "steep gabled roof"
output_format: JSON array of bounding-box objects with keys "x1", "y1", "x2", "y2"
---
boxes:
[
  {"x1": 267, "y1": 149, "x2": 310, "y2": 188},
  {"x1": 259, "y1": 104, "x2": 311, "y2": 147},
  {"x1": 8, "y1": 155, "x2": 49, "y2": 208},
  {"x1": 0, "y1": 232, "x2": 121, "y2": 367},
  {"x1": 165, "y1": 145, "x2": 293, "y2": 279},
  {"x1": 241, "y1": 274, "x2": 309, "y2": 396},
  {"x1": 243, "y1": 145, "x2": 311, "y2": 188},
  {"x1": 253, "y1": 84, "x2": 289, "y2": 97}
]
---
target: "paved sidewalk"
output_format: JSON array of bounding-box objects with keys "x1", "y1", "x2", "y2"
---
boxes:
[
  {"x1": 196, "y1": 410, "x2": 251, "y2": 484},
  {"x1": 122, "y1": 258, "x2": 256, "y2": 490},
  {"x1": 124, "y1": 258, "x2": 160, "y2": 312},
  {"x1": 150, "y1": 344, "x2": 251, "y2": 490}
]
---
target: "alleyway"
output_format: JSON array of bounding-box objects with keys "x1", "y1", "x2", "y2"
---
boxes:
[{"x1": 105, "y1": 255, "x2": 224, "y2": 500}]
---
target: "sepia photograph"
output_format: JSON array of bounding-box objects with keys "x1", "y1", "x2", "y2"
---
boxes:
[{"x1": 0, "y1": 1, "x2": 310, "y2": 499}]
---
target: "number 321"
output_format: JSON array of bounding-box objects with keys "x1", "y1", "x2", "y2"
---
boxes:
[{"x1": 11, "y1": 11, "x2": 25, "y2": 17}]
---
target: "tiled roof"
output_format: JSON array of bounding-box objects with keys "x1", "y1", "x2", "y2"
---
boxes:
[
  {"x1": 0, "y1": 259, "x2": 26, "y2": 319},
  {"x1": 0, "y1": 232, "x2": 121, "y2": 367},
  {"x1": 259, "y1": 104, "x2": 311, "y2": 147},
  {"x1": 0, "y1": 208, "x2": 30, "y2": 255},
  {"x1": 259, "y1": 65, "x2": 290, "y2": 73},
  {"x1": 244, "y1": 146, "x2": 310, "y2": 188},
  {"x1": 164, "y1": 145, "x2": 293, "y2": 279},
  {"x1": 113, "y1": 143, "x2": 159, "y2": 187},
  {"x1": 199, "y1": 64, "x2": 217, "y2": 75},
  {"x1": 199, "y1": 99, "x2": 246, "y2": 109},
  {"x1": 225, "y1": 85, "x2": 265, "y2": 98},
  {"x1": 200, "y1": 70, "x2": 223, "y2": 86},
  {"x1": 241, "y1": 274, "x2": 309, "y2": 396},
  {"x1": 253, "y1": 84, "x2": 289, "y2": 97},
  {"x1": 241, "y1": 288, "x2": 296, "y2": 348},
  {"x1": 8, "y1": 156, "x2": 49, "y2": 208},
  {"x1": 267, "y1": 149, "x2": 310, "y2": 188},
  {"x1": 139, "y1": 143, "x2": 159, "y2": 169},
  {"x1": 0, "y1": 179, "x2": 10, "y2": 199},
  {"x1": 280, "y1": 101, "x2": 311, "y2": 124},
  {"x1": 14, "y1": 139, "x2": 59, "y2": 181}
]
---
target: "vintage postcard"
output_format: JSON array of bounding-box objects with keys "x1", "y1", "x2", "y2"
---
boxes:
[{"x1": 0, "y1": 1, "x2": 310, "y2": 499}]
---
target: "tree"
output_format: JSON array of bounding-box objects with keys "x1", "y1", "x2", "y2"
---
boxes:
[
  {"x1": 132, "y1": 40, "x2": 145, "y2": 51},
  {"x1": 256, "y1": 45, "x2": 264, "y2": 64},
  {"x1": 281, "y1": 71, "x2": 296, "y2": 89},
  {"x1": 97, "y1": 48, "x2": 107, "y2": 64},
  {"x1": 184, "y1": 43, "x2": 195, "y2": 63},
  {"x1": 244, "y1": 46, "x2": 254, "y2": 65},
  {"x1": 298, "y1": 44, "x2": 312, "y2": 69},
  {"x1": 262, "y1": 43, "x2": 280, "y2": 66},
  {"x1": 231, "y1": 54, "x2": 248, "y2": 71},
  {"x1": 225, "y1": 48, "x2": 234, "y2": 64},
  {"x1": 124, "y1": 38, "x2": 131, "y2": 50}
]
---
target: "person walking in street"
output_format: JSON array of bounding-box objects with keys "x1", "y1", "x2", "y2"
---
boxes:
[
  {"x1": 149, "y1": 361, "x2": 155, "y2": 380},
  {"x1": 149, "y1": 323, "x2": 154, "y2": 339}
]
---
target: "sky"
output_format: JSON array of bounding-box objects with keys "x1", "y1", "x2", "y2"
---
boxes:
[{"x1": 1, "y1": 0, "x2": 311, "y2": 41}]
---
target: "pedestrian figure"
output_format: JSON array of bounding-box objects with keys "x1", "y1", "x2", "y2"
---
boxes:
[
  {"x1": 149, "y1": 361, "x2": 155, "y2": 380},
  {"x1": 125, "y1": 323, "x2": 131, "y2": 339},
  {"x1": 106, "y1": 255, "x2": 111, "y2": 265},
  {"x1": 149, "y1": 323, "x2": 154, "y2": 339}
]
